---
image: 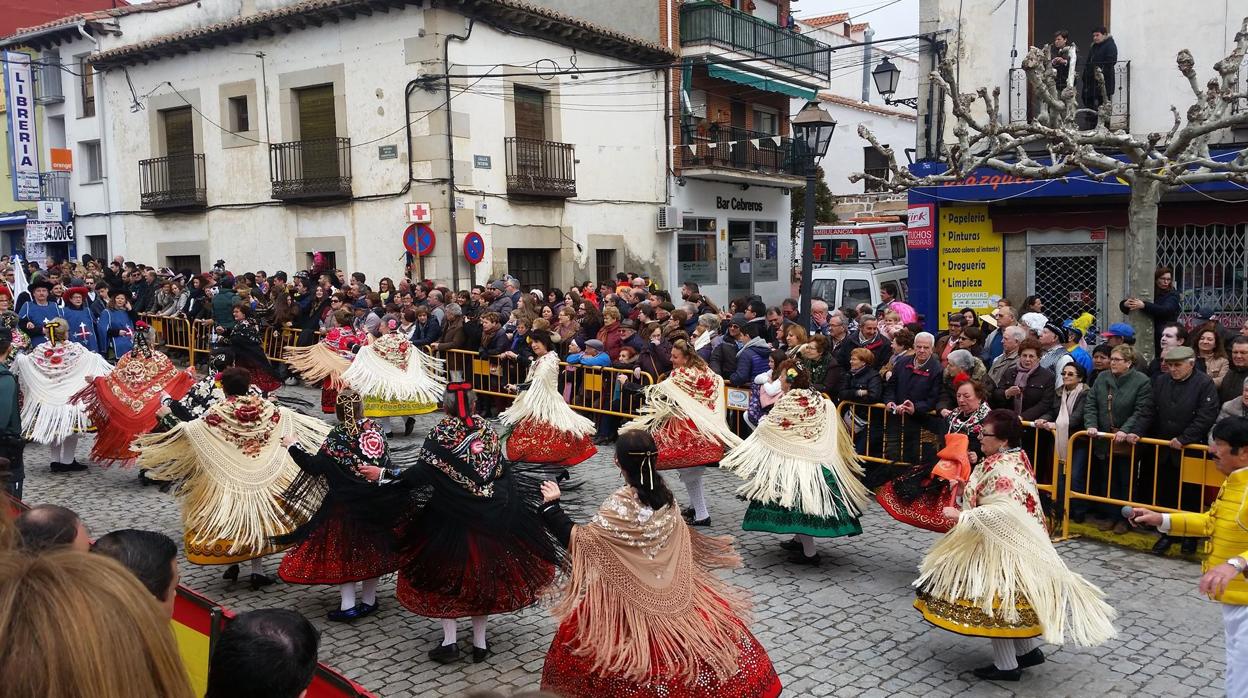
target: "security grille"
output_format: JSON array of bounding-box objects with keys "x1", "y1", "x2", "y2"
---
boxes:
[
  {"x1": 1027, "y1": 243, "x2": 1105, "y2": 329},
  {"x1": 1158, "y1": 223, "x2": 1248, "y2": 326}
]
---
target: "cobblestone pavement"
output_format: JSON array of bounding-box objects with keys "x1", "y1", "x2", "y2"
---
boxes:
[{"x1": 19, "y1": 383, "x2": 1226, "y2": 697}]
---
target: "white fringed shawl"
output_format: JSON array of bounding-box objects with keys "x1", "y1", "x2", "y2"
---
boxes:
[
  {"x1": 12, "y1": 344, "x2": 114, "y2": 443},
  {"x1": 134, "y1": 399, "x2": 331, "y2": 555},
  {"x1": 500, "y1": 352, "x2": 595, "y2": 436},
  {"x1": 914, "y1": 459, "x2": 1117, "y2": 646},
  {"x1": 283, "y1": 341, "x2": 352, "y2": 388},
  {"x1": 341, "y1": 334, "x2": 446, "y2": 404},
  {"x1": 622, "y1": 368, "x2": 741, "y2": 449},
  {"x1": 721, "y1": 388, "x2": 871, "y2": 519}
]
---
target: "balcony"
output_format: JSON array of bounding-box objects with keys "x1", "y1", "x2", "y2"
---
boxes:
[
  {"x1": 679, "y1": 120, "x2": 804, "y2": 183},
  {"x1": 34, "y1": 55, "x2": 64, "y2": 104},
  {"x1": 680, "y1": 1, "x2": 829, "y2": 82},
  {"x1": 39, "y1": 171, "x2": 70, "y2": 202},
  {"x1": 139, "y1": 154, "x2": 207, "y2": 211},
  {"x1": 505, "y1": 137, "x2": 576, "y2": 198},
  {"x1": 1008, "y1": 61, "x2": 1130, "y2": 130},
  {"x1": 269, "y1": 137, "x2": 352, "y2": 201}
]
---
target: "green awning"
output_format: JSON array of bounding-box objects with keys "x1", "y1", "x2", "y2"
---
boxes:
[{"x1": 706, "y1": 64, "x2": 816, "y2": 100}]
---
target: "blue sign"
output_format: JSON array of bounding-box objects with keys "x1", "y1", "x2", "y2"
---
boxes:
[
  {"x1": 463, "y1": 232, "x2": 485, "y2": 265},
  {"x1": 403, "y1": 223, "x2": 436, "y2": 257}
]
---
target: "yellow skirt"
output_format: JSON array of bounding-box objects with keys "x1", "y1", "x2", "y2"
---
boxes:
[
  {"x1": 914, "y1": 591, "x2": 1042, "y2": 639},
  {"x1": 363, "y1": 397, "x2": 438, "y2": 418},
  {"x1": 184, "y1": 532, "x2": 289, "y2": 566}
]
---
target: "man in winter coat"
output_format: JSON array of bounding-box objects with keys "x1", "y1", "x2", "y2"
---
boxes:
[
  {"x1": 1222, "y1": 337, "x2": 1248, "y2": 404},
  {"x1": 1081, "y1": 27, "x2": 1118, "y2": 122},
  {"x1": 710, "y1": 315, "x2": 745, "y2": 380},
  {"x1": 729, "y1": 323, "x2": 771, "y2": 388},
  {"x1": 883, "y1": 331, "x2": 943, "y2": 463}
]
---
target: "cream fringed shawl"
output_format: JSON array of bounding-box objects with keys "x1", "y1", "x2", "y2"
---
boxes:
[
  {"x1": 134, "y1": 396, "x2": 332, "y2": 555},
  {"x1": 621, "y1": 368, "x2": 741, "y2": 449},
  {"x1": 12, "y1": 344, "x2": 114, "y2": 443},
  {"x1": 500, "y1": 352, "x2": 594, "y2": 436},
  {"x1": 341, "y1": 333, "x2": 446, "y2": 403},
  {"x1": 550, "y1": 486, "x2": 751, "y2": 686},
  {"x1": 283, "y1": 341, "x2": 352, "y2": 388},
  {"x1": 721, "y1": 388, "x2": 871, "y2": 519},
  {"x1": 914, "y1": 451, "x2": 1117, "y2": 646}
]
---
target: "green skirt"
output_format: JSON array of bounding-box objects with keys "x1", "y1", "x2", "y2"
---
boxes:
[{"x1": 741, "y1": 467, "x2": 863, "y2": 539}]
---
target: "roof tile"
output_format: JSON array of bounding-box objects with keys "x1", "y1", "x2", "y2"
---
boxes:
[{"x1": 802, "y1": 12, "x2": 850, "y2": 28}]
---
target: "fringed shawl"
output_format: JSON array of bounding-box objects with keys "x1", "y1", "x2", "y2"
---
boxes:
[
  {"x1": 134, "y1": 395, "x2": 332, "y2": 555},
  {"x1": 283, "y1": 341, "x2": 353, "y2": 388},
  {"x1": 499, "y1": 352, "x2": 594, "y2": 436},
  {"x1": 550, "y1": 486, "x2": 751, "y2": 686},
  {"x1": 12, "y1": 342, "x2": 114, "y2": 444},
  {"x1": 341, "y1": 333, "x2": 446, "y2": 404},
  {"x1": 721, "y1": 388, "x2": 871, "y2": 519},
  {"x1": 914, "y1": 449, "x2": 1117, "y2": 646},
  {"x1": 622, "y1": 367, "x2": 741, "y2": 449},
  {"x1": 72, "y1": 350, "x2": 195, "y2": 465}
]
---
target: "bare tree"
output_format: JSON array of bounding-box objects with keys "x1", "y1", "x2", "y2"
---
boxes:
[{"x1": 854, "y1": 19, "x2": 1248, "y2": 353}]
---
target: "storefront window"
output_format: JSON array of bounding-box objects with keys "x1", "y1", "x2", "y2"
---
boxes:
[
  {"x1": 679, "y1": 217, "x2": 718, "y2": 286},
  {"x1": 753, "y1": 221, "x2": 778, "y2": 282}
]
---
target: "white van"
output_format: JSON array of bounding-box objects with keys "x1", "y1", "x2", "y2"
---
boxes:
[{"x1": 809, "y1": 264, "x2": 909, "y2": 310}]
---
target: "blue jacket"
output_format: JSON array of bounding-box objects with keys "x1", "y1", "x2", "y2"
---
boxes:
[
  {"x1": 883, "y1": 354, "x2": 943, "y2": 413},
  {"x1": 729, "y1": 337, "x2": 771, "y2": 388},
  {"x1": 409, "y1": 317, "x2": 441, "y2": 346},
  {"x1": 566, "y1": 352, "x2": 612, "y2": 368}
]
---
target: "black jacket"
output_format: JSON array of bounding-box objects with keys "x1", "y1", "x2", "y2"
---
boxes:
[
  {"x1": 991, "y1": 365, "x2": 1057, "y2": 421},
  {"x1": 1120, "y1": 287, "x2": 1179, "y2": 356},
  {"x1": 883, "y1": 355, "x2": 943, "y2": 414},
  {"x1": 840, "y1": 366, "x2": 883, "y2": 404},
  {"x1": 1150, "y1": 370, "x2": 1220, "y2": 445},
  {"x1": 709, "y1": 339, "x2": 740, "y2": 380},
  {"x1": 1081, "y1": 35, "x2": 1118, "y2": 103},
  {"x1": 1220, "y1": 364, "x2": 1248, "y2": 404}
]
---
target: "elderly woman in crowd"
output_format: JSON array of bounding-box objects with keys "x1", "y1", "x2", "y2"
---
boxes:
[
  {"x1": 692, "y1": 313, "x2": 722, "y2": 359},
  {"x1": 1083, "y1": 344, "x2": 1153, "y2": 534},
  {"x1": 1036, "y1": 361, "x2": 1091, "y2": 522},
  {"x1": 841, "y1": 346, "x2": 883, "y2": 452},
  {"x1": 940, "y1": 349, "x2": 988, "y2": 412},
  {"x1": 991, "y1": 339, "x2": 1055, "y2": 421},
  {"x1": 798, "y1": 334, "x2": 842, "y2": 396},
  {"x1": 882, "y1": 328, "x2": 915, "y2": 381}
]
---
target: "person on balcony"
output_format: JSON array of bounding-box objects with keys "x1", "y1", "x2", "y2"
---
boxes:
[
  {"x1": 1080, "y1": 26, "x2": 1118, "y2": 125},
  {"x1": 1051, "y1": 30, "x2": 1077, "y2": 91}
]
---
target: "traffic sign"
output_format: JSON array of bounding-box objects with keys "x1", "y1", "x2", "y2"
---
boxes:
[
  {"x1": 463, "y1": 232, "x2": 485, "y2": 265},
  {"x1": 407, "y1": 202, "x2": 432, "y2": 223},
  {"x1": 403, "y1": 223, "x2": 436, "y2": 257}
]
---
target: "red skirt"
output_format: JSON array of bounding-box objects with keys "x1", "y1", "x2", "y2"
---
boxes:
[
  {"x1": 654, "y1": 418, "x2": 724, "y2": 470},
  {"x1": 249, "y1": 366, "x2": 282, "y2": 394},
  {"x1": 506, "y1": 419, "x2": 597, "y2": 467},
  {"x1": 277, "y1": 503, "x2": 399, "y2": 584},
  {"x1": 396, "y1": 531, "x2": 555, "y2": 618},
  {"x1": 320, "y1": 379, "x2": 337, "y2": 414},
  {"x1": 875, "y1": 480, "x2": 956, "y2": 534},
  {"x1": 541, "y1": 613, "x2": 783, "y2": 698}
]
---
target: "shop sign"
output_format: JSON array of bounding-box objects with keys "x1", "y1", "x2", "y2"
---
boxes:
[
  {"x1": 715, "y1": 196, "x2": 764, "y2": 212},
  {"x1": 25, "y1": 220, "x2": 74, "y2": 244},
  {"x1": 3, "y1": 51, "x2": 40, "y2": 201},
  {"x1": 907, "y1": 203, "x2": 935, "y2": 249},
  {"x1": 937, "y1": 205, "x2": 1002, "y2": 315}
]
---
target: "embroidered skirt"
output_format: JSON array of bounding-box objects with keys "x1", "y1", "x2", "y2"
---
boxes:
[
  {"x1": 913, "y1": 590, "x2": 1043, "y2": 639},
  {"x1": 741, "y1": 466, "x2": 862, "y2": 538},
  {"x1": 320, "y1": 378, "x2": 337, "y2": 415},
  {"x1": 277, "y1": 503, "x2": 399, "y2": 585},
  {"x1": 654, "y1": 417, "x2": 724, "y2": 470},
  {"x1": 540, "y1": 611, "x2": 783, "y2": 698},
  {"x1": 363, "y1": 396, "x2": 437, "y2": 418},
  {"x1": 505, "y1": 419, "x2": 596, "y2": 467},
  {"x1": 184, "y1": 531, "x2": 288, "y2": 566}
]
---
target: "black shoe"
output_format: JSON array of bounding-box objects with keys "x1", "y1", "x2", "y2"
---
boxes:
[
  {"x1": 404, "y1": 417, "x2": 416, "y2": 436},
  {"x1": 787, "y1": 552, "x2": 821, "y2": 566},
  {"x1": 357, "y1": 601, "x2": 379, "y2": 618},
  {"x1": 1016, "y1": 647, "x2": 1045, "y2": 669},
  {"x1": 1181, "y1": 537, "x2": 1199, "y2": 555},
  {"x1": 222, "y1": 564, "x2": 240, "y2": 582},
  {"x1": 67, "y1": 460, "x2": 87, "y2": 471},
  {"x1": 385, "y1": 431, "x2": 395, "y2": 438},
  {"x1": 472, "y1": 645, "x2": 492, "y2": 663},
  {"x1": 556, "y1": 468, "x2": 570, "y2": 483},
  {"x1": 681, "y1": 507, "x2": 695, "y2": 519},
  {"x1": 428, "y1": 642, "x2": 461, "y2": 664},
  {"x1": 687, "y1": 517, "x2": 711, "y2": 527},
  {"x1": 248, "y1": 573, "x2": 275, "y2": 590},
  {"x1": 972, "y1": 665, "x2": 1022, "y2": 681},
  {"x1": 779, "y1": 538, "x2": 802, "y2": 552},
  {"x1": 1152, "y1": 535, "x2": 1175, "y2": 556},
  {"x1": 49, "y1": 462, "x2": 71, "y2": 473},
  {"x1": 138, "y1": 470, "x2": 152, "y2": 486},
  {"x1": 328, "y1": 604, "x2": 366, "y2": 622}
]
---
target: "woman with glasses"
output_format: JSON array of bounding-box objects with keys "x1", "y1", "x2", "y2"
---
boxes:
[
  {"x1": 1120, "y1": 266, "x2": 1180, "y2": 355},
  {"x1": 1035, "y1": 362, "x2": 1090, "y2": 521},
  {"x1": 914, "y1": 408, "x2": 1116, "y2": 682},
  {"x1": 1083, "y1": 344, "x2": 1152, "y2": 533}
]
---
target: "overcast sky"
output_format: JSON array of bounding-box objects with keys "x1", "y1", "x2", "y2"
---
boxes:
[{"x1": 795, "y1": 0, "x2": 920, "y2": 42}]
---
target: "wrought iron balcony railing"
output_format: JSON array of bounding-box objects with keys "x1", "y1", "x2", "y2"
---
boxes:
[
  {"x1": 680, "y1": 121, "x2": 803, "y2": 177},
  {"x1": 505, "y1": 137, "x2": 576, "y2": 198},
  {"x1": 39, "y1": 171, "x2": 70, "y2": 202},
  {"x1": 1008, "y1": 60, "x2": 1130, "y2": 130},
  {"x1": 680, "y1": 1, "x2": 830, "y2": 80},
  {"x1": 269, "y1": 137, "x2": 352, "y2": 201},
  {"x1": 139, "y1": 154, "x2": 207, "y2": 210}
]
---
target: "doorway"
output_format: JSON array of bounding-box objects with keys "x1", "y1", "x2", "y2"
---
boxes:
[
  {"x1": 162, "y1": 106, "x2": 195, "y2": 195},
  {"x1": 728, "y1": 221, "x2": 753, "y2": 301},
  {"x1": 295, "y1": 84, "x2": 338, "y2": 181},
  {"x1": 507, "y1": 248, "x2": 552, "y2": 293}
]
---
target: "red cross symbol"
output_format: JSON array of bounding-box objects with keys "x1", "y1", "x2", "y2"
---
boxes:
[
  {"x1": 409, "y1": 203, "x2": 431, "y2": 222},
  {"x1": 835, "y1": 242, "x2": 856, "y2": 260},
  {"x1": 74, "y1": 322, "x2": 91, "y2": 341},
  {"x1": 812, "y1": 242, "x2": 827, "y2": 260}
]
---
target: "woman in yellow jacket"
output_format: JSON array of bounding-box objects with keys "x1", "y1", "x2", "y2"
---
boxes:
[{"x1": 1130, "y1": 416, "x2": 1248, "y2": 697}]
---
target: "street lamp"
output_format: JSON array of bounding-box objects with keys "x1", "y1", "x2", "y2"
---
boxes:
[
  {"x1": 872, "y1": 57, "x2": 919, "y2": 109},
  {"x1": 791, "y1": 101, "x2": 837, "y2": 329}
]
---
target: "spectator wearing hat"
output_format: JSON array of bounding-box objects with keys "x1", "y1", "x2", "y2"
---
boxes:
[
  {"x1": 617, "y1": 318, "x2": 645, "y2": 357},
  {"x1": 484, "y1": 280, "x2": 513, "y2": 318},
  {"x1": 1102, "y1": 322, "x2": 1148, "y2": 371},
  {"x1": 1038, "y1": 322, "x2": 1073, "y2": 375},
  {"x1": 1221, "y1": 336, "x2": 1248, "y2": 404},
  {"x1": 1063, "y1": 323, "x2": 1094, "y2": 375},
  {"x1": 1147, "y1": 345, "x2": 1220, "y2": 556}
]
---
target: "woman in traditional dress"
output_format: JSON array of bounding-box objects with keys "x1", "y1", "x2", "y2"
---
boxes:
[
  {"x1": 73, "y1": 321, "x2": 195, "y2": 465},
  {"x1": 722, "y1": 360, "x2": 871, "y2": 565},
  {"x1": 135, "y1": 367, "x2": 331, "y2": 589},
  {"x1": 622, "y1": 339, "x2": 740, "y2": 527},
  {"x1": 12, "y1": 318, "x2": 112, "y2": 472},
  {"x1": 913, "y1": 408, "x2": 1116, "y2": 681},
  {"x1": 341, "y1": 314, "x2": 445, "y2": 437},
  {"x1": 284, "y1": 324, "x2": 364, "y2": 414},
  {"x1": 218, "y1": 303, "x2": 282, "y2": 394},
  {"x1": 392, "y1": 383, "x2": 560, "y2": 663},
  {"x1": 501, "y1": 329, "x2": 596, "y2": 467},
  {"x1": 536, "y1": 429, "x2": 782, "y2": 698},
  {"x1": 275, "y1": 390, "x2": 399, "y2": 621}
]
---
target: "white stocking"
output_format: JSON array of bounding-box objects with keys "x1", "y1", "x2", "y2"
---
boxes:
[
  {"x1": 471, "y1": 615, "x2": 488, "y2": 649},
  {"x1": 678, "y1": 467, "x2": 709, "y2": 520},
  {"x1": 361, "y1": 578, "x2": 378, "y2": 606},
  {"x1": 249, "y1": 558, "x2": 264, "y2": 576},
  {"x1": 339, "y1": 583, "x2": 356, "y2": 611},
  {"x1": 991, "y1": 638, "x2": 1020, "y2": 670},
  {"x1": 441, "y1": 618, "x2": 458, "y2": 646}
]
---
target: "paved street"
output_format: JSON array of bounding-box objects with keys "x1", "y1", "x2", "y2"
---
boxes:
[{"x1": 20, "y1": 383, "x2": 1226, "y2": 697}]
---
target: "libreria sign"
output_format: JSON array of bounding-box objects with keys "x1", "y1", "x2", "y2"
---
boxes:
[{"x1": 3, "y1": 51, "x2": 40, "y2": 201}]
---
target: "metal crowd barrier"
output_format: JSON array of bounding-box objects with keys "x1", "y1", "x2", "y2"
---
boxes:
[
  {"x1": 141, "y1": 314, "x2": 196, "y2": 366},
  {"x1": 262, "y1": 326, "x2": 302, "y2": 366}
]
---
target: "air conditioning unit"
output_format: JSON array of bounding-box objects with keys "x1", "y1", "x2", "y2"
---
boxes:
[{"x1": 657, "y1": 205, "x2": 683, "y2": 230}]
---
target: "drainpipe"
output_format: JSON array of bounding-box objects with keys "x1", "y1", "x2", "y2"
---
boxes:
[
  {"x1": 442, "y1": 19, "x2": 474, "y2": 292},
  {"x1": 79, "y1": 22, "x2": 114, "y2": 257},
  {"x1": 861, "y1": 27, "x2": 874, "y2": 102}
]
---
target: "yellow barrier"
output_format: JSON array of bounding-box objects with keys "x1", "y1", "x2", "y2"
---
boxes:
[
  {"x1": 140, "y1": 314, "x2": 195, "y2": 366},
  {"x1": 262, "y1": 326, "x2": 302, "y2": 365}
]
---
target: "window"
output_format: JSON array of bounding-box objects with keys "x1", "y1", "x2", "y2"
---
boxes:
[
  {"x1": 811, "y1": 279, "x2": 837, "y2": 306},
  {"x1": 595, "y1": 249, "x2": 616, "y2": 286},
  {"x1": 864, "y1": 146, "x2": 890, "y2": 192},
  {"x1": 80, "y1": 141, "x2": 102, "y2": 183},
  {"x1": 306, "y1": 250, "x2": 336, "y2": 271},
  {"x1": 753, "y1": 221, "x2": 778, "y2": 282},
  {"x1": 87, "y1": 235, "x2": 108, "y2": 262},
  {"x1": 79, "y1": 56, "x2": 94, "y2": 118},
  {"x1": 843, "y1": 279, "x2": 872, "y2": 308},
  {"x1": 753, "y1": 108, "x2": 779, "y2": 136},
  {"x1": 679, "y1": 217, "x2": 718, "y2": 286},
  {"x1": 889, "y1": 235, "x2": 908, "y2": 261},
  {"x1": 228, "y1": 95, "x2": 249, "y2": 133},
  {"x1": 167, "y1": 255, "x2": 202, "y2": 275}
]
